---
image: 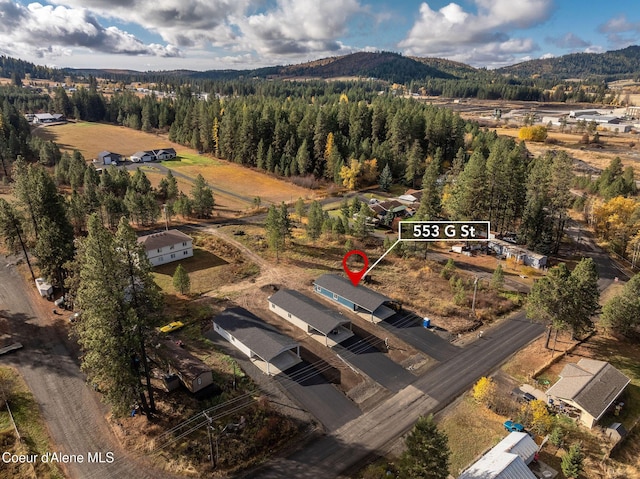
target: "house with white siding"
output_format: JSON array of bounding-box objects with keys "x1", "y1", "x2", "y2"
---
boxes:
[{"x1": 137, "y1": 229, "x2": 193, "y2": 266}]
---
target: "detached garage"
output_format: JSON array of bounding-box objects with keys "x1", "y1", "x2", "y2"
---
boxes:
[
  {"x1": 268, "y1": 289, "x2": 354, "y2": 347},
  {"x1": 313, "y1": 274, "x2": 396, "y2": 323},
  {"x1": 213, "y1": 307, "x2": 301, "y2": 375}
]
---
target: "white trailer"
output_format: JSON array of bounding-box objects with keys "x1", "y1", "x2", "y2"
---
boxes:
[{"x1": 35, "y1": 277, "x2": 53, "y2": 298}]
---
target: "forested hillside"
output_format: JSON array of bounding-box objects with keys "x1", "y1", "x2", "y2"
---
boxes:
[{"x1": 497, "y1": 45, "x2": 640, "y2": 80}]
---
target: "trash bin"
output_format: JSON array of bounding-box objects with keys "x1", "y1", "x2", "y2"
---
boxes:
[{"x1": 422, "y1": 317, "x2": 431, "y2": 328}]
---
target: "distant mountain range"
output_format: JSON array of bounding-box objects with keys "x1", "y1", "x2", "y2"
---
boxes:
[{"x1": 2, "y1": 46, "x2": 640, "y2": 84}]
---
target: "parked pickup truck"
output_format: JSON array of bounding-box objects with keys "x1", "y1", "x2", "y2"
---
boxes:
[{"x1": 504, "y1": 420, "x2": 524, "y2": 432}]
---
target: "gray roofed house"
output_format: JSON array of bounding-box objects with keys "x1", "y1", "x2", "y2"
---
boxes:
[
  {"x1": 313, "y1": 274, "x2": 396, "y2": 323},
  {"x1": 268, "y1": 289, "x2": 353, "y2": 346},
  {"x1": 546, "y1": 358, "x2": 630, "y2": 428},
  {"x1": 137, "y1": 229, "x2": 193, "y2": 266},
  {"x1": 97, "y1": 151, "x2": 122, "y2": 165},
  {"x1": 213, "y1": 307, "x2": 301, "y2": 375},
  {"x1": 130, "y1": 150, "x2": 155, "y2": 162}
]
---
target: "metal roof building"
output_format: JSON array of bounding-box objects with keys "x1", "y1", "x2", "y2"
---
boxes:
[
  {"x1": 213, "y1": 307, "x2": 301, "y2": 375},
  {"x1": 268, "y1": 289, "x2": 354, "y2": 346},
  {"x1": 313, "y1": 274, "x2": 396, "y2": 323},
  {"x1": 458, "y1": 432, "x2": 538, "y2": 479}
]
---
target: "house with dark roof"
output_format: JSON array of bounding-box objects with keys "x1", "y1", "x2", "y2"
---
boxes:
[
  {"x1": 213, "y1": 307, "x2": 301, "y2": 375},
  {"x1": 313, "y1": 274, "x2": 396, "y2": 323},
  {"x1": 546, "y1": 359, "x2": 630, "y2": 428},
  {"x1": 268, "y1": 289, "x2": 354, "y2": 347},
  {"x1": 458, "y1": 432, "x2": 539, "y2": 479},
  {"x1": 160, "y1": 340, "x2": 213, "y2": 393},
  {"x1": 97, "y1": 151, "x2": 122, "y2": 165},
  {"x1": 151, "y1": 148, "x2": 177, "y2": 160},
  {"x1": 137, "y1": 229, "x2": 193, "y2": 266}
]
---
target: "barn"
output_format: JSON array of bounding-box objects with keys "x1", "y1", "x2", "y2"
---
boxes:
[
  {"x1": 213, "y1": 307, "x2": 301, "y2": 375},
  {"x1": 313, "y1": 274, "x2": 396, "y2": 323},
  {"x1": 268, "y1": 289, "x2": 354, "y2": 347}
]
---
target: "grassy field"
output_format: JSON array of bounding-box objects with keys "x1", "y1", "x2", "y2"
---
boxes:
[
  {"x1": 33, "y1": 121, "x2": 177, "y2": 160},
  {"x1": 0, "y1": 366, "x2": 64, "y2": 479},
  {"x1": 438, "y1": 396, "x2": 509, "y2": 475}
]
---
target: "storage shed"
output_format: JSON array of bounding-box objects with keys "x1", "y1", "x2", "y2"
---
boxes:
[{"x1": 161, "y1": 340, "x2": 213, "y2": 393}]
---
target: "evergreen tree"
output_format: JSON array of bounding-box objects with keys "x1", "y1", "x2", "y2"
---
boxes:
[
  {"x1": 397, "y1": 415, "x2": 450, "y2": 479},
  {"x1": 446, "y1": 150, "x2": 487, "y2": 220},
  {"x1": 567, "y1": 258, "x2": 600, "y2": 337},
  {"x1": 561, "y1": 443, "x2": 584, "y2": 479},
  {"x1": 173, "y1": 264, "x2": 191, "y2": 295},
  {"x1": 306, "y1": 200, "x2": 324, "y2": 241},
  {"x1": 191, "y1": 174, "x2": 214, "y2": 218},
  {"x1": 415, "y1": 157, "x2": 441, "y2": 220},
  {"x1": 0, "y1": 198, "x2": 35, "y2": 280},
  {"x1": 73, "y1": 215, "x2": 151, "y2": 417},
  {"x1": 265, "y1": 205, "x2": 285, "y2": 260},
  {"x1": 294, "y1": 197, "x2": 306, "y2": 221},
  {"x1": 491, "y1": 263, "x2": 505, "y2": 290},
  {"x1": 352, "y1": 203, "x2": 372, "y2": 240},
  {"x1": 379, "y1": 163, "x2": 393, "y2": 192},
  {"x1": 601, "y1": 272, "x2": 640, "y2": 336}
]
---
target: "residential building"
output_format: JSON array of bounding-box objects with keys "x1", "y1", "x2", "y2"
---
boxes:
[
  {"x1": 137, "y1": 229, "x2": 193, "y2": 266},
  {"x1": 546, "y1": 358, "x2": 630, "y2": 428},
  {"x1": 458, "y1": 432, "x2": 538, "y2": 479}
]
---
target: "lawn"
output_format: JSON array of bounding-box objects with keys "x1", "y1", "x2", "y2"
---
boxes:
[
  {"x1": 152, "y1": 236, "x2": 259, "y2": 295},
  {"x1": 438, "y1": 395, "x2": 508, "y2": 475},
  {"x1": 162, "y1": 153, "x2": 223, "y2": 167},
  {"x1": 0, "y1": 366, "x2": 64, "y2": 479}
]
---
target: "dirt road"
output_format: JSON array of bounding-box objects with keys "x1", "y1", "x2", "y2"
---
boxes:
[{"x1": 0, "y1": 259, "x2": 177, "y2": 479}]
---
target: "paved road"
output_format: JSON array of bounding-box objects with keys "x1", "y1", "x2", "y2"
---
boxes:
[
  {"x1": 0, "y1": 260, "x2": 174, "y2": 479},
  {"x1": 249, "y1": 312, "x2": 545, "y2": 479},
  {"x1": 337, "y1": 336, "x2": 414, "y2": 393},
  {"x1": 380, "y1": 312, "x2": 460, "y2": 362},
  {"x1": 275, "y1": 362, "x2": 362, "y2": 431}
]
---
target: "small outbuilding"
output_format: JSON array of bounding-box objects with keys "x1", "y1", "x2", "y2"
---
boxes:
[
  {"x1": 268, "y1": 289, "x2": 354, "y2": 347},
  {"x1": 313, "y1": 274, "x2": 396, "y2": 323},
  {"x1": 160, "y1": 340, "x2": 213, "y2": 393},
  {"x1": 213, "y1": 307, "x2": 301, "y2": 375},
  {"x1": 546, "y1": 359, "x2": 630, "y2": 428}
]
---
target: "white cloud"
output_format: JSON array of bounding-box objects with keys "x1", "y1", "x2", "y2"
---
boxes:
[
  {"x1": 0, "y1": 0, "x2": 181, "y2": 59},
  {"x1": 598, "y1": 15, "x2": 640, "y2": 49},
  {"x1": 398, "y1": 0, "x2": 554, "y2": 66},
  {"x1": 236, "y1": 0, "x2": 363, "y2": 58},
  {"x1": 48, "y1": 0, "x2": 248, "y2": 47},
  {"x1": 546, "y1": 32, "x2": 590, "y2": 49},
  {"x1": 540, "y1": 52, "x2": 555, "y2": 59}
]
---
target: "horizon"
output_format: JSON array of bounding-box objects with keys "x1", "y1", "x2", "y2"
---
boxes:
[{"x1": 1, "y1": 1, "x2": 639, "y2": 72}]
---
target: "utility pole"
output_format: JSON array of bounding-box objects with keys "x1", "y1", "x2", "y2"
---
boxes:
[
  {"x1": 203, "y1": 412, "x2": 215, "y2": 468},
  {"x1": 471, "y1": 276, "x2": 479, "y2": 316},
  {"x1": 163, "y1": 204, "x2": 169, "y2": 231}
]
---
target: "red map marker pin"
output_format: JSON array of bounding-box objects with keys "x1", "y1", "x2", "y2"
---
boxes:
[{"x1": 342, "y1": 250, "x2": 369, "y2": 287}]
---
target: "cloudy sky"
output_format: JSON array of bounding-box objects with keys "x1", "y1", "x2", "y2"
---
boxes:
[{"x1": 1, "y1": 0, "x2": 639, "y2": 71}]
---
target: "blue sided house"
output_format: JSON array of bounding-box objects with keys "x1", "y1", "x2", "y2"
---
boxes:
[{"x1": 313, "y1": 274, "x2": 396, "y2": 323}]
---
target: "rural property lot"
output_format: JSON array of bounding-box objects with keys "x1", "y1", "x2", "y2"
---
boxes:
[{"x1": 33, "y1": 122, "x2": 318, "y2": 212}]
